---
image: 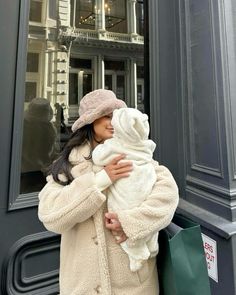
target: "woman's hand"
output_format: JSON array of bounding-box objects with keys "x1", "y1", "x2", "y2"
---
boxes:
[
  {"x1": 105, "y1": 212, "x2": 127, "y2": 244},
  {"x1": 104, "y1": 154, "x2": 133, "y2": 183}
]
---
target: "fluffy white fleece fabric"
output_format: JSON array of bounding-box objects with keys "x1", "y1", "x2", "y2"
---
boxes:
[{"x1": 92, "y1": 108, "x2": 159, "y2": 271}]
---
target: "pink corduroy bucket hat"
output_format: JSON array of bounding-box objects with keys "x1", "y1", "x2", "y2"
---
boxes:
[{"x1": 71, "y1": 89, "x2": 127, "y2": 132}]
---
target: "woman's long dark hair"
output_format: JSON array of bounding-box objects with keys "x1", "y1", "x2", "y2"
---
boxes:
[{"x1": 50, "y1": 124, "x2": 95, "y2": 185}]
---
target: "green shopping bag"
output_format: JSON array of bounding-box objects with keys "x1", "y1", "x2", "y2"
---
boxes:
[{"x1": 157, "y1": 214, "x2": 211, "y2": 295}]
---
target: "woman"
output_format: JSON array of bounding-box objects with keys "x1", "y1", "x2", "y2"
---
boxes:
[{"x1": 38, "y1": 89, "x2": 179, "y2": 295}]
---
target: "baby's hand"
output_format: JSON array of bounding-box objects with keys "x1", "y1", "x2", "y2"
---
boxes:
[{"x1": 105, "y1": 212, "x2": 127, "y2": 244}]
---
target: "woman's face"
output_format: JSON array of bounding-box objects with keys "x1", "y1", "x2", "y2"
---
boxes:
[{"x1": 93, "y1": 114, "x2": 113, "y2": 143}]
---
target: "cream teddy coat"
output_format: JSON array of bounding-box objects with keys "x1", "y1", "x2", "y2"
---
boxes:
[
  {"x1": 92, "y1": 108, "x2": 159, "y2": 272},
  {"x1": 38, "y1": 143, "x2": 179, "y2": 295}
]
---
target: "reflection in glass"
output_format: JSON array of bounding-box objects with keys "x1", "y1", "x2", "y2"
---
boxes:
[
  {"x1": 47, "y1": 53, "x2": 52, "y2": 87},
  {"x1": 69, "y1": 58, "x2": 94, "y2": 116},
  {"x1": 117, "y1": 75, "x2": 125, "y2": 99},
  {"x1": 25, "y1": 82, "x2": 37, "y2": 102},
  {"x1": 20, "y1": 98, "x2": 58, "y2": 194},
  {"x1": 136, "y1": 0, "x2": 144, "y2": 36},
  {"x1": 105, "y1": 0, "x2": 127, "y2": 33},
  {"x1": 48, "y1": 0, "x2": 57, "y2": 19},
  {"x1": 105, "y1": 60, "x2": 126, "y2": 97},
  {"x1": 27, "y1": 53, "x2": 39, "y2": 72},
  {"x1": 21, "y1": 0, "x2": 61, "y2": 195},
  {"x1": 70, "y1": 58, "x2": 92, "y2": 69},
  {"x1": 105, "y1": 75, "x2": 112, "y2": 90},
  {"x1": 137, "y1": 83, "x2": 144, "y2": 112},
  {"x1": 137, "y1": 65, "x2": 144, "y2": 112},
  {"x1": 105, "y1": 60, "x2": 125, "y2": 71},
  {"x1": 69, "y1": 73, "x2": 78, "y2": 105},
  {"x1": 20, "y1": 0, "x2": 145, "y2": 195},
  {"x1": 137, "y1": 66, "x2": 144, "y2": 80},
  {"x1": 29, "y1": 0, "x2": 43, "y2": 23},
  {"x1": 71, "y1": 0, "x2": 127, "y2": 33},
  {"x1": 83, "y1": 73, "x2": 92, "y2": 96},
  {"x1": 73, "y1": 0, "x2": 96, "y2": 30}
]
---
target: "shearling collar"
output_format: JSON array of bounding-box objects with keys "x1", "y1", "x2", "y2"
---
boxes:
[{"x1": 69, "y1": 142, "x2": 92, "y2": 165}]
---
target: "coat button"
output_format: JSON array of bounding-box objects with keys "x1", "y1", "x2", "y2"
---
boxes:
[
  {"x1": 94, "y1": 285, "x2": 102, "y2": 293},
  {"x1": 92, "y1": 236, "x2": 98, "y2": 245}
]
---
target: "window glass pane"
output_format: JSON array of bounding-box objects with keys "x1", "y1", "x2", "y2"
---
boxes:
[
  {"x1": 116, "y1": 75, "x2": 125, "y2": 99},
  {"x1": 105, "y1": 60, "x2": 126, "y2": 96},
  {"x1": 75, "y1": 0, "x2": 95, "y2": 29},
  {"x1": 48, "y1": 0, "x2": 57, "y2": 19},
  {"x1": 19, "y1": 0, "x2": 145, "y2": 196},
  {"x1": 137, "y1": 65, "x2": 144, "y2": 111},
  {"x1": 20, "y1": 98, "x2": 58, "y2": 194},
  {"x1": 69, "y1": 73, "x2": 78, "y2": 104},
  {"x1": 83, "y1": 73, "x2": 92, "y2": 96},
  {"x1": 105, "y1": 60, "x2": 125, "y2": 71},
  {"x1": 20, "y1": 0, "x2": 60, "y2": 195},
  {"x1": 27, "y1": 52, "x2": 39, "y2": 72},
  {"x1": 136, "y1": 0, "x2": 144, "y2": 36},
  {"x1": 137, "y1": 65, "x2": 144, "y2": 78},
  {"x1": 29, "y1": 0, "x2": 42, "y2": 22},
  {"x1": 137, "y1": 83, "x2": 144, "y2": 112},
  {"x1": 70, "y1": 58, "x2": 92, "y2": 69},
  {"x1": 70, "y1": 0, "x2": 74, "y2": 26},
  {"x1": 25, "y1": 82, "x2": 37, "y2": 102},
  {"x1": 105, "y1": 0, "x2": 127, "y2": 33},
  {"x1": 105, "y1": 75, "x2": 112, "y2": 90},
  {"x1": 47, "y1": 53, "x2": 52, "y2": 87}
]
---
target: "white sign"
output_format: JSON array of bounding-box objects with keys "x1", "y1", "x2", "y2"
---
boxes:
[{"x1": 202, "y1": 233, "x2": 218, "y2": 282}]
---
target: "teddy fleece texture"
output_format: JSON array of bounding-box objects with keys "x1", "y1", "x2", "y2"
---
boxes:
[
  {"x1": 92, "y1": 108, "x2": 159, "y2": 271},
  {"x1": 38, "y1": 143, "x2": 179, "y2": 295}
]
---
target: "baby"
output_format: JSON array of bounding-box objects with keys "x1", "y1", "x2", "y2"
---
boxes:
[{"x1": 92, "y1": 107, "x2": 158, "y2": 271}]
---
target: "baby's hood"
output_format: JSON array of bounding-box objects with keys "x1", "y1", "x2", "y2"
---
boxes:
[{"x1": 112, "y1": 108, "x2": 154, "y2": 150}]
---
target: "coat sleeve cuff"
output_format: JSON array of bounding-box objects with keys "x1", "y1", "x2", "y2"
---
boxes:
[{"x1": 95, "y1": 169, "x2": 112, "y2": 192}]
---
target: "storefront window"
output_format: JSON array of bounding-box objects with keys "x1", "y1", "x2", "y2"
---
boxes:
[
  {"x1": 19, "y1": 0, "x2": 144, "y2": 195},
  {"x1": 20, "y1": 1, "x2": 60, "y2": 195},
  {"x1": 22, "y1": 44, "x2": 59, "y2": 194},
  {"x1": 105, "y1": 0, "x2": 127, "y2": 33}
]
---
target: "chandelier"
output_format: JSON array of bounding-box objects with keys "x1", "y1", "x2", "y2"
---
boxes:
[{"x1": 78, "y1": 0, "x2": 125, "y2": 29}]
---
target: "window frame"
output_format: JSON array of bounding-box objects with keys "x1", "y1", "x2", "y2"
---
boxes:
[
  {"x1": 28, "y1": 0, "x2": 46, "y2": 26},
  {"x1": 8, "y1": 0, "x2": 41, "y2": 211}
]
